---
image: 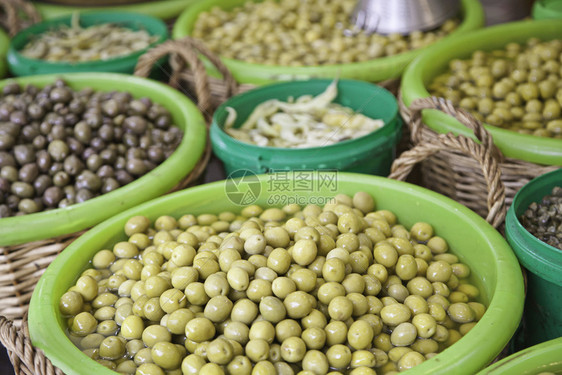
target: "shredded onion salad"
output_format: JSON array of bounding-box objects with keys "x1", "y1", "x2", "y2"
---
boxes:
[{"x1": 224, "y1": 80, "x2": 385, "y2": 148}]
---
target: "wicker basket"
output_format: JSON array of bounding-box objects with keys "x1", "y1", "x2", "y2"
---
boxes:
[
  {"x1": 396, "y1": 96, "x2": 559, "y2": 225},
  {"x1": 0, "y1": 0, "x2": 40, "y2": 36}
]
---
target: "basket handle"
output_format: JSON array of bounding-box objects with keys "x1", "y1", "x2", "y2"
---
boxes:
[
  {"x1": 0, "y1": 315, "x2": 64, "y2": 375},
  {"x1": 0, "y1": 0, "x2": 41, "y2": 36},
  {"x1": 406, "y1": 96, "x2": 504, "y2": 163},
  {"x1": 389, "y1": 97, "x2": 507, "y2": 228},
  {"x1": 134, "y1": 38, "x2": 217, "y2": 189},
  {"x1": 134, "y1": 36, "x2": 238, "y2": 121}
]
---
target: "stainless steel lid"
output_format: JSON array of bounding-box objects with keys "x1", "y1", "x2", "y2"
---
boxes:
[{"x1": 351, "y1": 0, "x2": 461, "y2": 35}]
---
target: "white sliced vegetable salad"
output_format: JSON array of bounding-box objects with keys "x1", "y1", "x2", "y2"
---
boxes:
[{"x1": 224, "y1": 80, "x2": 385, "y2": 148}]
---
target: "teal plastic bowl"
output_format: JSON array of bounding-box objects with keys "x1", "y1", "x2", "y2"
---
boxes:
[
  {"x1": 7, "y1": 12, "x2": 168, "y2": 76},
  {"x1": 210, "y1": 79, "x2": 402, "y2": 177},
  {"x1": 0, "y1": 73, "x2": 206, "y2": 247},
  {"x1": 172, "y1": 0, "x2": 484, "y2": 84},
  {"x1": 505, "y1": 168, "x2": 562, "y2": 348},
  {"x1": 533, "y1": 0, "x2": 562, "y2": 19},
  {"x1": 28, "y1": 172, "x2": 524, "y2": 375}
]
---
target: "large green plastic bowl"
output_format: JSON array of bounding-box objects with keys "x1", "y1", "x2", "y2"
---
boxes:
[
  {"x1": 171, "y1": 0, "x2": 484, "y2": 85},
  {"x1": 401, "y1": 19, "x2": 562, "y2": 166},
  {"x1": 33, "y1": 0, "x2": 198, "y2": 21},
  {"x1": 29, "y1": 173, "x2": 525, "y2": 375},
  {"x1": 210, "y1": 79, "x2": 402, "y2": 177},
  {"x1": 505, "y1": 168, "x2": 562, "y2": 347},
  {"x1": 477, "y1": 337, "x2": 562, "y2": 374},
  {"x1": 7, "y1": 12, "x2": 168, "y2": 76},
  {"x1": 0, "y1": 73, "x2": 206, "y2": 247},
  {"x1": 0, "y1": 29, "x2": 9, "y2": 79}
]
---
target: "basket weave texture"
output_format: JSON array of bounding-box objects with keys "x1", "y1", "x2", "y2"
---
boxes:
[
  {"x1": 396, "y1": 95, "x2": 559, "y2": 224},
  {"x1": 0, "y1": 0, "x2": 40, "y2": 36}
]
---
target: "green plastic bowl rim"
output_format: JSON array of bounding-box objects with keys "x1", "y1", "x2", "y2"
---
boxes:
[
  {"x1": 28, "y1": 172, "x2": 525, "y2": 375},
  {"x1": 8, "y1": 12, "x2": 169, "y2": 72},
  {"x1": 35, "y1": 0, "x2": 199, "y2": 21},
  {"x1": 0, "y1": 72, "x2": 207, "y2": 246},
  {"x1": 171, "y1": 0, "x2": 484, "y2": 84},
  {"x1": 400, "y1": 19, "x2": 562, "y2": 166},
  {"x1": 477, "y1": 336, "x2": 562, "y2": 374},
  {"x1": 0, "y1": 29, "x2": 9, "y2": 78},
  {"x1": 212, "y1": 79, "x2": 399, "y2": 152}
]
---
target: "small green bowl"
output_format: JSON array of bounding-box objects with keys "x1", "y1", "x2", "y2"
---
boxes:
[
  {"x1": 172, "y1": 0, "x2": 484, "y2": 84},
  {"x1": 210, "y1": 79, "x2": 402, "y2": 177},
  {"x1": 477, "y1": 336, "x2": 562, "y2": 374},
  {"x1": 533, "y1": 0, "x2": 562, "y2": 20},
  {"x1": 400, "y1": 19, "x2": 562, "y2": 166},
  {"x1": 0, "y1": 73, "x2": 207, "y2": 247},
  {"x1": 34, "y1": 0, "x2": 199, "y2": 21},
  {"x1": 29, "y1": 173, "x2": 524, "y2": 375},
  {"x1": 7, "y1": 12, "x2": 168, "y2": 76},
  {"x1": 0, "y1": 29, "x2": 9, "y2": 78}
]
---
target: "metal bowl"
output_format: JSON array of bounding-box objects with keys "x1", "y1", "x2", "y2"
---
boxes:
[{"x1": 351, "y1": 0, "x2": 461, "y2": 35}]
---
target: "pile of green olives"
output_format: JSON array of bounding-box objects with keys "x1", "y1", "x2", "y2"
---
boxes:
[
  {"x1": 429, "y1": 38, "x2": 562, "y2": 138},
  {"x1": 0, "y1": 80, "x2": 183, "y2": 217},
  {"x1": 61, "y1": 191, "x2": 486, "y2": 375},
  {"x1": 191, "y1": 0, "x2": 459, "y2": 66}
]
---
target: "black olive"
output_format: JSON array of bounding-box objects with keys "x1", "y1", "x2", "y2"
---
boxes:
[
  {"x1": 50, "y1": 124, "x2": 66, "y2": 140},
  {"x1": 13, "y1": 144, "x2": 36, "y2": 165},
  {"x1": 53, "y1": 171, "x2": 70, "y2": 187},
  {"x1": 124, "y1": 116, "x2": 148, "y2": 135},
  {"x1": 34, "y1": 174, "x2": 52, "y2": 195},
  {"x1": 33, "y1": 135, "x2": 47, "y2": 150},
  {"x1": 19, "y1": 163, "x2": 39, "y2": 183},
  {"x1": 48, "y1": 140, "x2": 70, "y2": 161},
  {"x1": 1, "y1": 165, "x2": 17, "y2": 182},
  {"x1": 126, "y1": 158, "x2": 147, "y2": 176},
  {"x1": 76, "y1": 170, "x2": 102, "y2": 192},
  {"x1": 63, "y1": 155, "x2": 85, "y2": 176},
  {"x1": 6, "y1": 194, "x2": 19, "y2": 210},
  {"x1": 97, "y1": 165, "x2": 114, "y2": 178},
  {"x1": 101, "y1": 177, "x2": 120, "y2": 194},
  {"x1": 75, "y1": 188, "x2": 94, "y2": 203},
  {"x1": 22, "y1": 124, "x2": 40, "y2": 142},
  {"x1": 0, "y1": 134, "x2": 15, "y2": 150},
  {"x1": 11, "y1": 181, "x2": 35, "y2": 198},
  {"x1": 98, "y1": 124, "x2": 114, "y2": 141},
  {"x1": 50, "y1": 87, "x2": 72, "y2": 103},
  {"x1": 0, "y1": 177, "x2": 10, "y2": 193},
  {"x1": 2, "y1": 83, "x2": 20, "y2": 95},
  {"x1": 27, "y1": 103, "x2": 45, "y2": 120},
  {"x1": 67, "y1": 137, "x2": 84, "y2": 155},
  {"x1": 115, "y1": 170, "x2": 134, "y2": 185}
]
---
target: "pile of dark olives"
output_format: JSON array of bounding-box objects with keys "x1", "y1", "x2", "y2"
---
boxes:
[
  {"x1": 520, "y1": 186, "x2": 562, "y2": 250},
  {"x1": 60, "y1": 192, "x2": 486, "y2": 375},
  {"x1": 0, "y1": 79, "x2": 183, "y2": 217},
  {"x1": 429, "y1": 38, "x2": 562, "y2": 138}
]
